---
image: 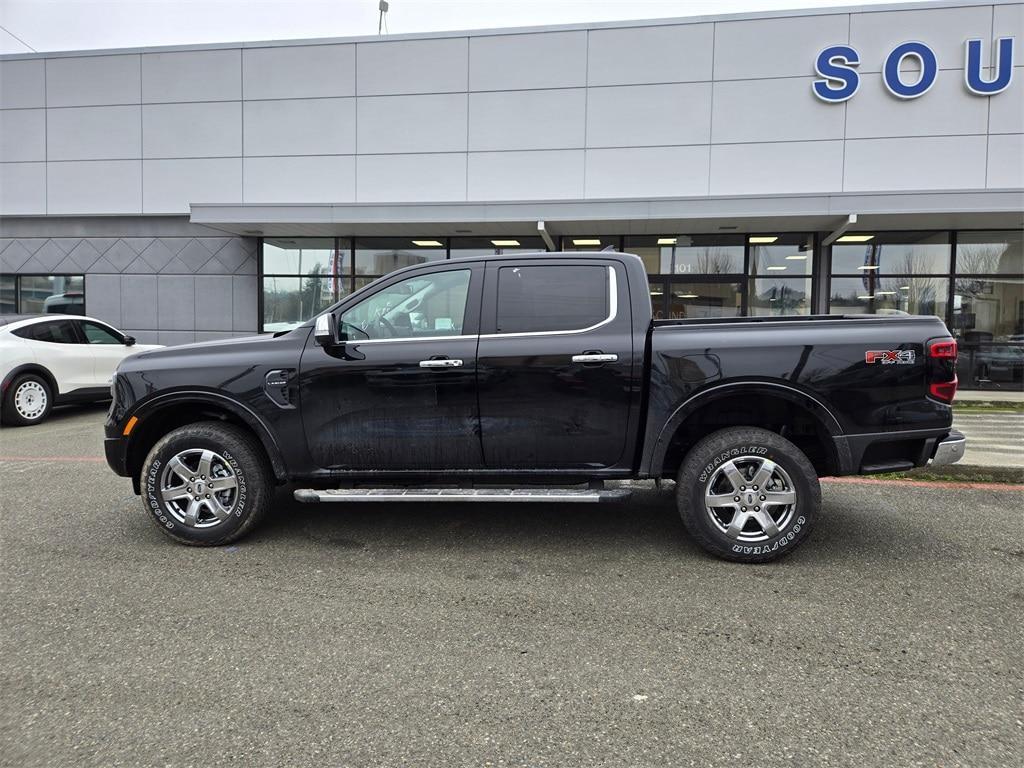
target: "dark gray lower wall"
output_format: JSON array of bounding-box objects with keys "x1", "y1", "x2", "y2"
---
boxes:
[{"x1": 0, "y1": 216, "x2": 258, "y2": 344}]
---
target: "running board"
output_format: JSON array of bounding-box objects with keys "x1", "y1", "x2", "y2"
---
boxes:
[{"x1": 293, "y1": 487, "x2": 632, "y2": 504}]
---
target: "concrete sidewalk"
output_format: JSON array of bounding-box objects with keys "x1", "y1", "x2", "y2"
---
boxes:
[{"x1": 952, "y1": 409, "x2": 1024, "y2": 470}]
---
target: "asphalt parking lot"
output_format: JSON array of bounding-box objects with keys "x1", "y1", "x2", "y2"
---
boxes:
[{"x1": 1, "y1": 405, "x2": 1022, "y2": 768}]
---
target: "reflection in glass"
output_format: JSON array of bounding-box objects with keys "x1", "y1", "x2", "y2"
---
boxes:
[
  {"x1": 625, "y1": 235, "x2": 743, "y2": 275},
  {"x1": 449, "y1": 236, "x2": 547, "y2": 258},
  {"x1": 748, "y1": 234, "x2": 814, "y2": 277},
  {"x1": 19, "y1": 275, "x2": 85, "y2": 314},
  {"x1": 0, "y1": 275, "x2": 14, "y2": 313},
  {"x1": 262, "y1": 276, "x2": 348, "y2": 331},
  {"x1": 953, "y1": 278, "x2": 1024, "y2": 389},
  {"x1": 667, "y1": 283, "x2": 742, "y2": 319},
  {"x1": 955, "y1": 231, "x2": 1024, "y2": 275},
  {"x1": 748, "y1": 278, "x2": 811, "y2": 316},
  {"x1": 355, "y1": 238, "x2": 446, "y2": 276},
  {"x1": 828, "y1": 276, "x2": 948, "y2": 317},
  {"x1": 262, "y1": 238, "x2": 336, "y2": 275},
  {"x1": 831, "y1": 232, "x2": 949, "y2": 274}
]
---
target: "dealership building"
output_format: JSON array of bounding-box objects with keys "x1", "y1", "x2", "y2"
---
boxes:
[{"x1": 0, "y1": 0, "x2": 1021, "y2": 389}]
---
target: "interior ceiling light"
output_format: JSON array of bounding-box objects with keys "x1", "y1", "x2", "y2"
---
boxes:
[
  {"x1": 750, "y1": 236, "x2": 779, "y2": 243},
  {"x1": 573, "y1": 239, "x2": 601, "y2": 246},
  {"x1": 899, "y1": 286, "x2": 911, "y2": 290},
  {"x1": 766, "y1": 265, "x2": 788, "y2": 271},
  {"x1": 837, "y1": 234, "x2": 875, "y2": 242},
  {"x1": 876, "y1": 290, "x2": 896, "y2": 295},
  {"x1": 678, "y1": 293, "x2": 699, "y2": 299},
  {"x1": 491, "y1": 239, "x2": 520, "y2": 246},
  {"x1": 785, "y1": 255, "x2": 808, "y2": 260},
  {"x1": 412, "y1": 240, "x2": 443, "y2": 247},
  {"x1": 650, "y1": 290, "x2": 664, "y2": 296},
  {"x1": 657, "y1": 238, "x2": 677, "y2": 245},
  {"x1": 858, "y1": 295, "x2": 874, "y2": 299},
  {"x1": 857, "y1": 265, "x2": 880, "y2": 270}
]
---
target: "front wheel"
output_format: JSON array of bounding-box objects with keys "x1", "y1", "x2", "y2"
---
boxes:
[
  {"x1": 676, "y1": 427, "x2": 819, "y2": 563},
  {"x1": 140, "y1": 421, "x2": 273, "y2": 546}
]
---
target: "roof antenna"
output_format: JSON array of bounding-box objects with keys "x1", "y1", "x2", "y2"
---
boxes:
[
  {"x1": 601, "y1": 244, "x2": 617, "y2": 252},
  {"x1": 378, "y1": 1, "x2": 389, "y2": 35}
]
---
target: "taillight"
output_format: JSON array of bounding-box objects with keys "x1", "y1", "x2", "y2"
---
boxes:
[
  {"x1": 929, "y1": 375, "x2": 958, "y2": 403},
  {"x1": 927, "y1": 338, "x2": 958, "y2": 403}
]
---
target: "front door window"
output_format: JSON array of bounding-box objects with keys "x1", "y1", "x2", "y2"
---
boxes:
[{"x1": 339, "y1": 269, "x2": 471, "y2": 341}]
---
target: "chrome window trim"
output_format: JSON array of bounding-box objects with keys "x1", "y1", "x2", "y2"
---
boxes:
[
  {"x1": 347, "y1": 334, "x2": 477, "y2": 345},
  {"x1": 480, "y1": 265, "x2": 616, "y2": 340}
]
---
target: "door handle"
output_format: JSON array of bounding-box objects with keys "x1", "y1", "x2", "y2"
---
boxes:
[
  {"x1": 572, "y1": 353, "x2": 618, "y2": 363},
  {"x1": 419, "y1": 358, "x2": 464, "y2": 368}
]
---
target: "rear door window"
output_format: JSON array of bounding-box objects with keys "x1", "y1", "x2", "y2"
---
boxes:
[
  {"x1": 495, "y1": 265, "x2": 608, "y2": 333},
  {"x1": 13, "y1": 319, "x2": 81, "y2": 344}
]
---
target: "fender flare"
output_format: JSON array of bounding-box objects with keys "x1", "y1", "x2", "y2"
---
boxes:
[
  {"x1": 2, "y1": 363, "x2": 60, "y2": 398},
  {"x1": 127, "y1": 390, "x2": 288, "y2": 482},
  {"x1": 643, "y1": 380, "x2": 845, "y2": 477}
]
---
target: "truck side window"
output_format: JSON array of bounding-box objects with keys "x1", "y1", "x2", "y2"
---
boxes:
[
  {"x1": 339, "y1": 269, "x2": 471, "y2": 340},
  {"x1": 495, "y1": 265, "x2": 608, "y2": 333}
]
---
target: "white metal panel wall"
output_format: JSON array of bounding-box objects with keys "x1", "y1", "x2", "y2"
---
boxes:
[{"x1": 0, "y1": 1, "x2": 1021, "y2": 215}]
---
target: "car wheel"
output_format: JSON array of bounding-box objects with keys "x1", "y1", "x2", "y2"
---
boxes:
[
  {"x1": 1, "y1": 373, "x2": 53, "y2": 426},
  {"x1": 676, "y1": 427, "x2": 819, "y2": 563},
  {"x1": 141, "y1": 421, "x2": 273, "y2": 546}
]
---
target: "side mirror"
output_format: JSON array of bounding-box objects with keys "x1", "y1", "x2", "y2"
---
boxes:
[
  {"x1": 314, "y1": 313, "x2": 339, "y2": 347},
  {"x1": 124, "y1": 335, "x2": 136, "y2": 347}
]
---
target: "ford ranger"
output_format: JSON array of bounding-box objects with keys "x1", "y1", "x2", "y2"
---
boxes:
[{"x1": 104, "y1": 252, "x2": 965, "y2": 562}]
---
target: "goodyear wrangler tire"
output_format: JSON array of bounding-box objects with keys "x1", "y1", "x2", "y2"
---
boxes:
[
  {"x1": 140, "y1": 421, "x2": 272, "y2": 546},
  {"x1": 676, "y1": 427, "x2": 819, "y2": 563}
]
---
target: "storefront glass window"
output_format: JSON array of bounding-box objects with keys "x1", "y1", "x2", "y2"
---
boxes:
[
  {"x1": 449, "y1": 236, "x2": 547, "y2": 258},
  {"x1": 355, "y1": 238, "x2": 447, "y2": 277},
  {"x1": 625, "y1": 235, "x2": 744, "y2": 275},
  {"x1": 560, "y1": 236, "x2": 621, "y2": 252},
  {"x1": 668, "y1": 282, "x2": 743, "y2": 319},
  {"x1": 0, "y1": 275, "x2": 15, "y2": 313},
  {"x1": 828, "y1": 276, "x2": 949, "y2": 317},
  {"x1": 830, "y1": 232, "x2": 950, "y2": 275},
  {"x1": 748, "y1": 234, "x2": 814, "y2": 277},
  {"x1": 17, "y1": 275, "x2": 85, "y2": 314},
  {"x1": 952, "y1": 277, "x2": 1024, "y2": 390},
  {"x1": 260, "y1": 238, "x2": 351, "y2": 332},
  {"x1": 748, "y1": 277, "x2": 812, "y2": 316},
  {"x1": 955, "y1": 230, "x2": 1024, "y2": 275}
]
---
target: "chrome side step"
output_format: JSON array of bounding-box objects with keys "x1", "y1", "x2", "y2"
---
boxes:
[{"x1": 293, "y1": 487, "x2": 631, "y2": 504}]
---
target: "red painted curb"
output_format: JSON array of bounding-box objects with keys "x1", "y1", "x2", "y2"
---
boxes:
[{"x1": 823, "y1": 476, "x2": 1024, "y2": 491}]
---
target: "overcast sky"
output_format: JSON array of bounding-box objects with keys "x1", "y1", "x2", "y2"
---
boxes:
[{"x1": 0, "y1": 0, "x2": 932, "y2": 55}]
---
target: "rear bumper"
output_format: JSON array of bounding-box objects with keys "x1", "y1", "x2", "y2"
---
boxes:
[
  {"x1": 833, "y1": 426, "x2": 960, "y2": 475},
  {"x1": 929, "y1": 430, "x2": 966, "y2": 467}
]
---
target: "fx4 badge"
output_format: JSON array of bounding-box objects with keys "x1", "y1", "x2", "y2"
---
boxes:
[{"x1": 865, "y1": 349, "x2": 915, "y2": 365}]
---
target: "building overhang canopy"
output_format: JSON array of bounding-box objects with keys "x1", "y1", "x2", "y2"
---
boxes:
[{"x1": 190, "y1": 189, "x2": 1024, "y2": 239}]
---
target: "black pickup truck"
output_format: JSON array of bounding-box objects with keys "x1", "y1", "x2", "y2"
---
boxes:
[{"x1": 104, "y1": 252, "x2": 964, "y2": 562}]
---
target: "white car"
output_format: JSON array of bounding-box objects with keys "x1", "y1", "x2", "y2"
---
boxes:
[{"x1": 0, "y1": 314, "x2": 162, "y2": 426}]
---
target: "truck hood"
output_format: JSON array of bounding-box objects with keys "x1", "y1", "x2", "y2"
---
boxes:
[{"x1": 119, "y1": 328, "x2": 310, "y2": 371}]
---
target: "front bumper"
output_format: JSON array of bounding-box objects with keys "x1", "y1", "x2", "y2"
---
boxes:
[
  {"x1": 929, "y1": 430, "x2": 966, "y2": 467},
  {"x1": 104, "y1": 436, "x2": 129, "y2": 477}
]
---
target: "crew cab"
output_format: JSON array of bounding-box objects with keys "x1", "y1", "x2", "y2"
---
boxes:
[{"x1": 104, "y1": 252, "x2": 964, "y2": 562}]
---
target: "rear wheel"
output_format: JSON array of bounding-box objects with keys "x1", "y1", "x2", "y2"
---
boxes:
[
  {"x1": 676, "y1": 427, "x2": 819, "y2": 563},
  {"x1": 140, "y1": 421, "x2": 272, "y2": 546},
  {"x1": 1, "y1": 373, "x2": 53, "y2": 426}
]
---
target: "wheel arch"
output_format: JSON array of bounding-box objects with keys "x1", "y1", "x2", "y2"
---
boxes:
[
  {"x1": 647, "y1": 381, "x2": 844, "y2": 479},
  {"x1": 2, "y1": 363, "x2": 60, "y2": 399},
  {"x1": 125, "y1": 392, "x2": 288, "y2": 488}
]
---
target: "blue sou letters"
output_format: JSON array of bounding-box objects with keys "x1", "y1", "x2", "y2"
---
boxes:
[{"x1": 813, "y1": 38, "x2": 1015, "y2": 102}]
